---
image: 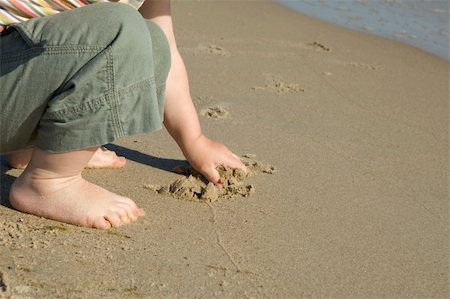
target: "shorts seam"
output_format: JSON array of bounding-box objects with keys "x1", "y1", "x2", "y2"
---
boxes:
[
  {"x1": 42, "y1": 77, "x2": 157, "y2": 118},
  {"x1": 44, "y1": 95, "x2": 109, "y2": 118},
  {"x1": 116, "y1": 77, "x2": 156, "y2": 98},
  {"x1": 105, "y1": 46, "x2": 124, "y2": 137}
]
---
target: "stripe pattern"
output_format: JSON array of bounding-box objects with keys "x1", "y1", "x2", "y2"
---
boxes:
[{"x1": 0, "y1": 0, "x2": 139, "y2": 32}]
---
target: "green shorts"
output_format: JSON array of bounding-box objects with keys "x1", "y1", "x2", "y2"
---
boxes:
[{"x1": 0, "y1": 2, "x2": 171, "y2": 153}]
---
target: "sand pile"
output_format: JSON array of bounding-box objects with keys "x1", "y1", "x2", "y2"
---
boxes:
[{"x1": 144, "y1": 155, "x2": 275, "y2": 202}]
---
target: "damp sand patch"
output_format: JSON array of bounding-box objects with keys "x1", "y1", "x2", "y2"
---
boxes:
[{"x1": 144, "y1": 155, "x2": 275, "y2": 202}]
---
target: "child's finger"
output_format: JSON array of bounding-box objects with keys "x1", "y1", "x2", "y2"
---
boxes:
[
  {"x1": 224, "y1": 153, "x2": 246, "y2": 171},
  {"x1": 202, "y1": 166, "x2": 222, "y2": 186}
]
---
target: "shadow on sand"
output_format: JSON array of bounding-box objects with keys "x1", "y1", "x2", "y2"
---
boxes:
[
  {"x1": 0, "y1": 160, "x2": 14, "y2": 209},
  {"x1": 104, "y1": 144, "x2": 189, "y2": 172}
]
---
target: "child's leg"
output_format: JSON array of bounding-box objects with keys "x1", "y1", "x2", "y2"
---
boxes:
[
  {"x1": 5, "y1": 149, "x2": 33, "y2": 169},
  {"x1": 10, "y1": 147, "x2": 144, "y2": 229},
  {"x1": 1, "y1": 4, "x2": 170, "y2": 228},
  {"x1": 6, "y1": 147, "x2": 126, "y2": 169}
]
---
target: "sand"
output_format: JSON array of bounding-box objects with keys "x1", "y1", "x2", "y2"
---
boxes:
[
  {"x1": 144, "y1": 156, "x2": 275, "y2": 202},
  {"x1": 0, "y1": 0, "x2": 448, "y2": 298}
]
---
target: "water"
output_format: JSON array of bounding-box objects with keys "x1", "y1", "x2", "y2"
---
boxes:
[{"x1": 277, "y1": 0, "x2": 450, "y2": 60}]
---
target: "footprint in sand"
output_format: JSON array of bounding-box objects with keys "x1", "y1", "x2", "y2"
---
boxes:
[
  {"x1": 201, "y1": 44, "x2": 229, "y2": 56},
  {"x1": 252, "y1": 73, "x2": 304, "y2": 94},
  {"x1": 181, "y1": 44, "x2": 229, "y2": 57},
  {"x1": 347, "y1": 61, "x2": 383, "y2": 70},
  {"x1": 144, "y1": 154, "x2": 275, "y2": 202},
  {"x1": 328, "y1": 58, "x2": 383, "y2": 70},
  {"x1": 201, "y1": 106, "x2": 230, "y2": 119},
  {"x1": 308, "y1": 41, "x2": 332, "y2": 52},
  {"x1": 256, "y1": 38, "x2": 333, "y2": 54}
]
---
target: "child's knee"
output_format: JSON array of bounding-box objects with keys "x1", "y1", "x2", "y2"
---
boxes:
[
  {"x1": 15, "y1": 2, "x2": 149, "y2": 48},
  {"x1": 96, "y1": 2, "x2": 147, "y2": 33}
]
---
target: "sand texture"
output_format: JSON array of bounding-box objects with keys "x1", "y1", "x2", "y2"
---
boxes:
[
  {"x1": 144, "y1": 156, "x2": 274, "y2": 202},
  {"x1": 0, "y1": 0, "x2": 448, "y2": 298}
]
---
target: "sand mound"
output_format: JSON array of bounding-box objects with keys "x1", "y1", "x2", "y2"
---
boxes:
[{"x1": 144, "y1": 155, "x2": 275, "y2": 202}]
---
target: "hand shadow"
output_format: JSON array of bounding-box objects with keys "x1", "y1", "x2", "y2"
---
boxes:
[
  {"x1": 0, "y1": 144, "x2": 190, "y2": 209},
  {"x1": 104, "y1": 144, "x2": 190, "y2": 172}
]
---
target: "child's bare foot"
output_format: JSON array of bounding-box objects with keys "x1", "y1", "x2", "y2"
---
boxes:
[
  {"x1": 4, "y1": 149, "x2": 32, "y2": 169},
  {"x1": 85, "y1": 147, "x2": 127, "y2": 169},
  {"x1": 9, "y1": 147, "x2": 143, "y2": 229},
  {"x1": 10, "y1": 172, "x2": 144, "y2": 229},
  {"x1": 6, "y1": 147, "x2": 126, "y2": 169}
]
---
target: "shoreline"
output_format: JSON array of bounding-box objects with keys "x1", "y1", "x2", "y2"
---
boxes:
[
  {"x1": 1, "y1": 0, "x2": 448, "y2": 297},
  {"x1": 276, "y1": 0, "x2": 450, "y2": 61}
]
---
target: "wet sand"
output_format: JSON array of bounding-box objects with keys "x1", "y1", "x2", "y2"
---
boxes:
[{"x1": 1, "y1": 0, "x2": 448, "y2": 297}]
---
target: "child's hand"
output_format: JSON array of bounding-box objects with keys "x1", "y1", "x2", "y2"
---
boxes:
[{"x1": 182, "y1": 134, "x2": 246, "y2": 186}]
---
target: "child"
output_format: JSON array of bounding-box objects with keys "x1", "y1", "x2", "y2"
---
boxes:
[{"x1": 0, "y1": 0, "x2": 245, "y2": 229}]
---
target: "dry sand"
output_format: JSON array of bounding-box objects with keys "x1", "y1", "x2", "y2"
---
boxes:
[{"x1": 1, "y1": 0, "x2": 449, "y2": 298}]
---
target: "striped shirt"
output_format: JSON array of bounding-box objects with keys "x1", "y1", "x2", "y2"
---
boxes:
[{"x1": 0, "y1": 0, "x2": 141, "y2": 32}]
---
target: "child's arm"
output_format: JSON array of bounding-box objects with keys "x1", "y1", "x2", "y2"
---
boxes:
[{"x1": 139, "y1": 0, "x2": 245, "y2": 185}]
